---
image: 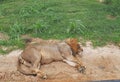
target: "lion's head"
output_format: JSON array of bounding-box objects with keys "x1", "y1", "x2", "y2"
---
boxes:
[{"x1": 65, "y1": 38, "x2": 83, "y2": 56}]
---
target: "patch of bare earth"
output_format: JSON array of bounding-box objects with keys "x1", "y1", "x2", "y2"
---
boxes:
[
  {"x1": 0, "y1": 32, "x2": 9, "y2": 40},
  {"x1": 0, "y1": 42, "x2": 120, "y2": 82}
]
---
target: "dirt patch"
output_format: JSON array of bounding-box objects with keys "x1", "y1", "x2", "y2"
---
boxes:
[
  {"x1": 0, "y1": 32, "x2": 9, "y2": 40},
  {"x1": 106, "y1": 15, "x2": 117, "y2": 20},
  {"x1": 0, "y1": 43, "x2": 120, "y2": 82}
]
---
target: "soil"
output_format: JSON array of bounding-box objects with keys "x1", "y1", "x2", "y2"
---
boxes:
[
  {"x1": 0, "y1": 42, "x2": 120, "y2": 82},
  {"x1": 0, "y1": 32, "x2": 9, "y2": 40}
]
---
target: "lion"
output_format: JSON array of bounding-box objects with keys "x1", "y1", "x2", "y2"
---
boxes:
[{"x1": 17, "y1": 38, "x2": 85, "y2": 79}]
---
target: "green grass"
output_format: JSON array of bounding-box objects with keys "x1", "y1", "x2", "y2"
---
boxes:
[{"x1": 0, "y1": 0, "x2": 120, "y2": 54}]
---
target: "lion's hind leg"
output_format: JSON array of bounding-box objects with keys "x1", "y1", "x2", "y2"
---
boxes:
[
  {"x1": 17, "y1": 57, "x2": 36, "y2": 75},
  {"x1": 18, "y1": 49, "x2": 47, "y2": 79},
  {"x1": 32, "y1": 69, "x2": 47, "y2": 79},
  {"x1": 17, "y1": 58, "x2": 47, "y2": 79},
  {"x1": 30, "y1": 51, "x2": 47, "y2": 79}
]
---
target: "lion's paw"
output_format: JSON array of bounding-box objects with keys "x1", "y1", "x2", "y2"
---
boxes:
[{"x1": 78, "y1": 66, "x2": 86, "y2": 74}]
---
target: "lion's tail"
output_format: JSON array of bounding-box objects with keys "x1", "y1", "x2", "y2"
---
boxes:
[{"x1": 17, "y1": 56, "x2": 34, "y2": 75}]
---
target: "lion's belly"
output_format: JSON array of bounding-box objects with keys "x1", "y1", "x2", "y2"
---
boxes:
[{"x1": 40, "y1": 46, "x2": 63, "y2": 64}]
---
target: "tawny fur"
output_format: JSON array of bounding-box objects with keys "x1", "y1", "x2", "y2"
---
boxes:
[{"x1": 17, "y1": 38, "x2": 85, "y2": 79}]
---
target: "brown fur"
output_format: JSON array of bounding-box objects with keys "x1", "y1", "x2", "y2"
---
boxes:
[
  {"x1": 17, "y1": 38, "x2": 85, "y2": 79},
  {"x1": 65, "y1": 38, "x2": 83, "y2": 56}
]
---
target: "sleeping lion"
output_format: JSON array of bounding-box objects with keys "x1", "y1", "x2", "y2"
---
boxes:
[{"x1": 17, "y1": 38, "x2": 86, "y2": 79}]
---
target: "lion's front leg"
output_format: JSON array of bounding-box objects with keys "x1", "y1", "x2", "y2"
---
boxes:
[
  {"x1": 75, "y1": 63, "x2": 86, "y2": 74},
  {"x1": 73, "y1": 56, "x2": 86, "y2": 73},
  {"x1": 74, "y1": 55, "x2": 86, "y2": 73},
  {"x1": 64, "y1": 56, "x2": 86, "y2": 73}
]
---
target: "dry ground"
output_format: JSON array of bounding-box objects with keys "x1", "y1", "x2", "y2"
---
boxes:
[{"x1": 0, "y1": 42, "x2": 120, "y2": 82}]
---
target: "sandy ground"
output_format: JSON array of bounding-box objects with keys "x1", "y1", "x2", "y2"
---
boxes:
[{"x1": 0, "y1": 42, "x2": 120, "y2": 82}]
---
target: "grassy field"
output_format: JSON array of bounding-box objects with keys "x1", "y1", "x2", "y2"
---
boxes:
[{"x1": 0, "y1": 0, "x2": 120, "y2": 54}]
